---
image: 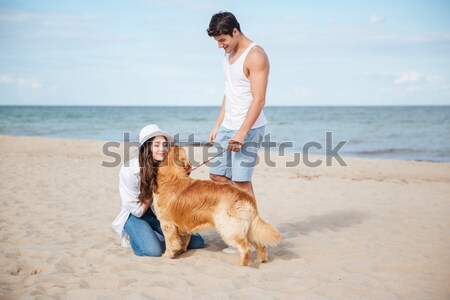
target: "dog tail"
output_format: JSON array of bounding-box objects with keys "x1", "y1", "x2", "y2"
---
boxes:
[{"x1": 248, "y1": 216, "x2": 281, "y2": 247}]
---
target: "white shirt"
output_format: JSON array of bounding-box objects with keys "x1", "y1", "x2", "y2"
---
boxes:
[
  {"x1": 111, "y1": 157, "x2": 163, "y2": 242},
  {"x1": 222, "y1": 42, "x2": 268, "y2": 130}
]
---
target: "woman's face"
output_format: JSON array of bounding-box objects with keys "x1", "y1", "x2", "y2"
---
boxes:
[{"x1": 151, "y1": 135, "x2": 169, "y2": 161}]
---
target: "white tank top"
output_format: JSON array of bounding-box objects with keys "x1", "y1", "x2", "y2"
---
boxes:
[{"x1": 221, "y1": 42, "x2": 268, "y2": 130}]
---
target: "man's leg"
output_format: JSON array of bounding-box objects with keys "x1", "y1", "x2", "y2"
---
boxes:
[
  {"x1": 225, "y1": 180, "x2": 256, "y2": 255},
  {"x1": 222, "y1": 128, "x2": 263, "y2": 254},
  {"x1": 234, "y1": 181, "x2": 255, "y2": 198},
  {"x1": 231, "y1": 127, "x2": 265, "y2": 197},
  {"x1": 209, "y1": 173, "x2": 233, "y2": 184},
  {"x1": 209, "y1": 126, "x2": 233, "y2": 183}
]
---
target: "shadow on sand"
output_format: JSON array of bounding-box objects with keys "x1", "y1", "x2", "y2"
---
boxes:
[
  {"x1": 182, "y1": 210, "x2": 368, "y2": 263},
  {"x1": 271, "y1": 210, "x2": 369, "y2": 260}
]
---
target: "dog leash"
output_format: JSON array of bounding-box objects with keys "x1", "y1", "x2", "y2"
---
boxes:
[{"x1": 191, "y1": 148, "x2": 228, "y2": 172}]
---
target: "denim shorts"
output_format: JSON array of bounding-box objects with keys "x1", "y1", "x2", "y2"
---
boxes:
[{"x1": 209, "y1": 125, "x2": 265, "y2": 182}]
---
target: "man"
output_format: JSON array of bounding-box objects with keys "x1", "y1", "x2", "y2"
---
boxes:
[{"x1": 207, "y1": 11, "x2": 269, "y2": 198}]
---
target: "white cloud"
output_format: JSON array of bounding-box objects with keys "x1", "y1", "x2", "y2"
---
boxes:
[
  {"x1": 382, "y1": 71, "x2": 449, "y2": 98},
  {"x1": 0, "y1": 74, "x2": 15, "y2": 84},
  {"x1": 394, "y1": 71, "x2": 421, "y2": 85},
  {"x1": 204, "y1": 87, "x2": 219, "y2": 95},
  {"x1": 426, "y1": 75, "x2": 444, "y2": 84},
  {"x1": 17, "y1": 78, "x2": 42, "y2": 89},
  {"x1": 25, "y1": 30, "x2": 130, "y2": 43},
  {"x1": 0, "y1": 10, "x2": 102, "y2": 26},
  {"x1": 254, "y1": 28, "x2": 450, "y2": 48},
  {"x1": 139, "y1": 0, "x2": 221, "y2": 12},
  {"x1": 0, "y1": 9, "x2": 127, "y2": 43},
  {"x1": 370, "y1": 14, "x2": 386, "y2": 24},
  {"x1": 292, "y1": 87, "x2": 312, "y2": 98},
  {"x1": 279, "y1": 86, "x2": 313, "y2": 102},
  {"x1": 0, "y1": 11, "x2": 36, "y2": 22},
  {"x1": 0, "y1": 74, "x2": 42, "y2": 89}
]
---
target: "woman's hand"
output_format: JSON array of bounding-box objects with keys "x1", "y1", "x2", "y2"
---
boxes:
[{"x1": 141, "y1": 198, "x2": 152, "y2": 213}]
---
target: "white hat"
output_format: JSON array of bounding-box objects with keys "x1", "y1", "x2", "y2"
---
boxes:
[{"x1": 139, "y1": 124, "x2": 174, "y2": 145}]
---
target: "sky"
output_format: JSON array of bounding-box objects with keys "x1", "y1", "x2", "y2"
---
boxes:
[{"x1": 0, "y1": 0, "x2": 449, "y2": 106}]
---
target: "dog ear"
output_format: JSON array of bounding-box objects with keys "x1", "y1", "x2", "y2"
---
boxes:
[
  {"x1": 173, "y1": 146, "x2": 186, "y2": 168},
  {"x1": 158, "y1": 146, "x2": 172, "y2": 168},
  {"x1": 174, "y1": 147, "x2": 192, "y2": 174}
]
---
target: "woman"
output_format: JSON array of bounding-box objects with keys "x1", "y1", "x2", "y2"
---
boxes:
[{"x1": 112, "y1": 124, "x2": 205, "y2": 256}]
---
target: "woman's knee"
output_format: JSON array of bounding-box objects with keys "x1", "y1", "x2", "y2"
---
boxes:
[
  {"x1": 188, "y1": 235, "x2": 205, "y2": 249},
  {"x1": 129, "y1": 234, "x2": 164, "y2": 257},
  {"x1": 133, "y1": 243, "x2": 163, "y2": 257}
]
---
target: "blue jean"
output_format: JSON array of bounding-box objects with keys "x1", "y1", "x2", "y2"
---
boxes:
[{"x1": 124, "y1": 209, "x2": 205, "y2": 257}]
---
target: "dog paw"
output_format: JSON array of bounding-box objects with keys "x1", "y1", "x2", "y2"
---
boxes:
[
  {"x1": 255, "y1": 257, "x2": 267, "y2": 263},
  {"x1": 240, "y1": 261, "x2": 250, "y2": 267},
  {"x1": 240, "y1": 257, "x2": 251, "y2": 266},
  {"x1": 162, "y1": 251, "x2": 175, "y2": 259}
]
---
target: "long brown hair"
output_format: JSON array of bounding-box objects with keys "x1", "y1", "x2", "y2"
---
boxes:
[{"x1": 138, "y1": 136, "x2": 163, "y2": 204}]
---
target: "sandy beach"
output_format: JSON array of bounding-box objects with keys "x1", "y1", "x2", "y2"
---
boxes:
[{"x1": 0, "y1": 135, "x2": 449, "y2": 300}]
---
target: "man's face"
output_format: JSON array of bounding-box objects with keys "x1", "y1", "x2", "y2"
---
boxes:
[{"x1": 213, "y1": 30, "x2": 238, "y2": 53}]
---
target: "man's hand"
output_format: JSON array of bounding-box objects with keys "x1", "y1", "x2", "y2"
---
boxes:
[
  {"x1": 228, "y1": 133, "x2": 245, "y2": 152},
  {"x1": 209, "y1": 127, "x2": 219, "y2": 143}
]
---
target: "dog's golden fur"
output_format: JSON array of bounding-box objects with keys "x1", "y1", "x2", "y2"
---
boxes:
[{"x1": 154, "y1": 145, "x2": 281, "y2": 266}]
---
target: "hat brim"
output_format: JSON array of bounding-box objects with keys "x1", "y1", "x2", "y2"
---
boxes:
[{"x1": 139, "y1": 130, "x2": 175, "y2": 146}]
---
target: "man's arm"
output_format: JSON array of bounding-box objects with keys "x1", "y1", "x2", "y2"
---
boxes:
[
  {"x1": 229, "y1": 46, "x2": 269, "y2": 148},
  {"x1": 209, "y1": 95, "x2": 226, "y2": 143}
]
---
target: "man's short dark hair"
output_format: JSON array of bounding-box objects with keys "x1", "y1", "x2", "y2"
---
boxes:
[{"x1": 207, "y1": 11, "x2": 241, "y2": 37}]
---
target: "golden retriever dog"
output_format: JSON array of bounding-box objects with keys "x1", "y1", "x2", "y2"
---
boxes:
[{"x1": 154, "y1": 145, "x2": 281, "y2": 266}]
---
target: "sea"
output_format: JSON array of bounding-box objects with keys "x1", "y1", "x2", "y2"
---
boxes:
[{"x1": 0, "y1": 106, "x2": 449, "y2": 162}]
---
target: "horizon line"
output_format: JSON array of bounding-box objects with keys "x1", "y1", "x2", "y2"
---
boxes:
[{"x1": 1, "y1": 104, "x2": 449, "y2": 108}]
